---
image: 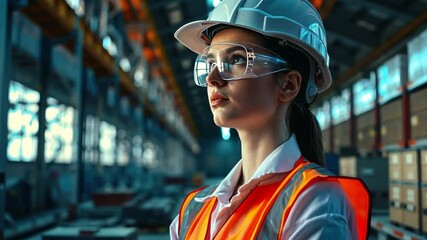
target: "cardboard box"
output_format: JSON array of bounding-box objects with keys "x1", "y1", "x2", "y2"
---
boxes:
[
  {"x1": 334, "y1": 121, "x2": 350, "y2": 153},
  {"x1": 411, "y1": 110, "x2": 427, "y2": 141},
  {"x1": 380, "y1": 99, "x2": 403, "y2": 147},
  {"x1": 356, "y1": 111, "x2": 375, "y2": 152},
  {"x1": 339, "y1": 157, "x2": 347, "y2": 176},
  {"x1": 339, "y1": 156, "x2": 356, "y2": 177},
  {"x1": 322, "y1": 129, "x2": 330, "y2": 153},
  {"x1": 402, "y1": 150, "x2": 419, "y2": 183},
  {"x1": 410, "y1": 88, "x2": 427, "y2": 141},
  {"x1": 390, "y1": 183, "x2": 403, "y2": 224},
  {"x1": 402, "y1": 184, "x2": 421, "y2": 230},
  {"x1": 389, "y1": 152, "x2": 402, "y2": 181},
  {"x1": 422, "y1": 187, "x2": 427, "y2": 234},
  {"x1": 421, "y1": 150, "x2": 427, "y2": 184}
]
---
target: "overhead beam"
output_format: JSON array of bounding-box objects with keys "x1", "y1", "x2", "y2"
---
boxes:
[
  {"x1": 327, "y1": 21, "x2": 379, "y2": 48},
  {"x1": 149, "y1": 0, "x2": 186, "y2": 10},
  {"x1": 340, "y1": 0, "x2": 412, "y2": 22},
  {"x1": 327, "y1": 30, "x2": 372, "y2": 50},
  {"x1": 329, "y1": 49, "x2": 355, "y2": 67}
]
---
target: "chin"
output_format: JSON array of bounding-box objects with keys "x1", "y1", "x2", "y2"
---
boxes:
[
  {"x1": 213, "y1": 121, "x2": 227, "y2": 128},
  {"x1": 213, "y1": 117, "x2": 228, "y2": 128}
]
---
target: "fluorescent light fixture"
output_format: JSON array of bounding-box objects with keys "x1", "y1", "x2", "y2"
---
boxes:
[
  {"x1": 134, "y1": 69, "x2": 144, "y2": 87},
  {"x1": 221, "y1": 127, "x2": 230, "y2": 140},
  {"x1": 120, "y1": 58, "x2": 131, "y2": 72}
]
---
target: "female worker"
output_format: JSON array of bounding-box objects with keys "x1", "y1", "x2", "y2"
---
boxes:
[{"x1": 170, "y1": 0, "x2": 371, "y2": 239}]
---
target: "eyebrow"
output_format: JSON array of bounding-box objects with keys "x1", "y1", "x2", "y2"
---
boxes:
[{"x1": 206, "y1": 46, "x2": 245, "y2": 59}]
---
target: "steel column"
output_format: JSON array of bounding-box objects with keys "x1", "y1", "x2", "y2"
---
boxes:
[
  {"x1": 328, "y1": 101, "x2": 334, "y2": 153},
  {"x1": 0, "y1": 0, "x2": 12, "y2": 237},
  {"x1": 373, "y1": 71, "x2": 382, "y2": 152},
  {"x1": 74, "y1": 20, "x2": 86, "y2": 203},
  {"x1": 349, "y1": 87, "x2": 356, "y2": 148},
  {"x1": 402, "y1": 85, "x2": 411, "y2": 148},
  {"x1": 34, "y1": 36, "x2": 51, "y2": 212}
]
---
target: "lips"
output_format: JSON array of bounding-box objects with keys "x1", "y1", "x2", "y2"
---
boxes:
[{"x1": 210, "y1": 92, "x2": 229, "y2": 107}]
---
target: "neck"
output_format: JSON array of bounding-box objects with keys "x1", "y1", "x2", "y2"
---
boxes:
[{"x1": 237, "y1": 125, "x2": 290, "y2": 184}]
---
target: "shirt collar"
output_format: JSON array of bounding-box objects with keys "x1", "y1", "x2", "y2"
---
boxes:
[{"x1": 195, "y1": 134, "x2": 302, "y2": 204}]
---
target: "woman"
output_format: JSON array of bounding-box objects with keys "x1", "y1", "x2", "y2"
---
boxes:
[{"x1": 170, "y1": 0, "x2": 371, "y2": 239}]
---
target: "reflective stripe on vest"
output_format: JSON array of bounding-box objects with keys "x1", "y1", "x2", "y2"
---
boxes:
[{"x1": 178, "y1": 158, "x2": 371, "y2": 240}]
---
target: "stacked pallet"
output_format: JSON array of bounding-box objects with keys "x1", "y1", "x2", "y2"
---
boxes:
[{"x1": 388, "y1": 150, "x2": 427, "y2": 233}]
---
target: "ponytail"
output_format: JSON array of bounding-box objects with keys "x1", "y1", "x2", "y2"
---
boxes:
[{"x1": 289, "y1": 99, "x2": 325, "y2": 166}]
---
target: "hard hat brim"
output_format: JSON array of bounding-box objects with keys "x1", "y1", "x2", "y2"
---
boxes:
[{"x1": 175, "y1": 20, "x2": 235, "y2": 54}]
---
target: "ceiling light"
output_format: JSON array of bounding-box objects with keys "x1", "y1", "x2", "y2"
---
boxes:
[
  {"x1": 134, "y1": 69, "x2": 144, "y2": 87},
  {"x1": 168, "y1": 9, "x2": 183, "y2": 24},
  {"x1": 357, "y1": 20, "x2": 376, "y2": 31},
  {"x1": 181, "y1": 59, "x2": 192, "y2": 69},
  {"x1": 176, "y1": 41, "x2": 186, "y2": 51},
  {"x1": 221, "y1": 127, "x2": 230, "y2": 140},
  {"x1": 120, "y1": 58, "x2": 131, "y2": 72},
  {"x1": 102, "y1": 36, "x2": 117, "y2": 56}
]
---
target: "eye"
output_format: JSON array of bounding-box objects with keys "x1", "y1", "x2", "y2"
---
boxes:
[
  {"x1": 229, "y1": 53, "x2": 246, "y2": 65},
  {"x1": 206, "y1": 58, "x2": 215, "y2": 69}
]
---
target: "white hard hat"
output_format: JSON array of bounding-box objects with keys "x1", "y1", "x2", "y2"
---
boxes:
[{"x1": 175, "y1": 0, "x2": 332, "y2": 93}]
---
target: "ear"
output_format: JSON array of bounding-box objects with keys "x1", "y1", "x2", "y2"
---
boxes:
[{"x1": 278, "y1": 70, "x2": 302, "y2": 102}]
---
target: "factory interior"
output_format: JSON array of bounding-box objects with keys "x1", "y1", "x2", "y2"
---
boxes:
[{"x1": 1, "y1": 0, "x2": 427, "y2": 239}]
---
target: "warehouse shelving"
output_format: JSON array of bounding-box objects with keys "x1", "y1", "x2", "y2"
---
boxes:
[{"x1": 371, "y1": 216, "x2": 427, "y2": 240}]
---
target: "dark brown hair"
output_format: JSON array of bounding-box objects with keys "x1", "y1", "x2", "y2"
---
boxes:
[{"x1": 265, "y1": 37, "x2": 325, "y2": 166}]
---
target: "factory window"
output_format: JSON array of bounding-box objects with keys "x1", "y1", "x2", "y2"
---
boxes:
[
  {"x1": 142, "y1": 141, "x2": 158, "y2": 168},
  {"x1": 84, "y1": 115, "x2": 100, "y2": 163},
  {"x1": 117, "y1": 129, "x2": 130, "y2": 166},
  {"x1": 314, "y1": 100, "x2": 331, "y2": 130},
  {"x1": 132, "y1": 135, "x2": 143, "y2": 165},
  {"x1": 377, "y1": 54, "x2": 405, "y2": 105},
  {"x1": 353, "y1": 73, "x2": 376, "y2": 116},
  {"x1": 7, "y1": 81, "x2": 39, "y2": 162},
  {"x1": 331, "y1": 89, "x2": 350, "y2": 125},
  {"x1": 100, "y1": 121, "x2": 116, "y2": 166},
  {"x1": 45, "y1": 98, "x2": 74, "y2": 163},
  {"x1": 407, "y1": 28, "x2": 427, "y2": 91}
]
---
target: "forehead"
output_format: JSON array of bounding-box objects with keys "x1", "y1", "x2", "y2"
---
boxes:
[{"x1": 210, "y1": 27, "x2": 265, "y2": 46}]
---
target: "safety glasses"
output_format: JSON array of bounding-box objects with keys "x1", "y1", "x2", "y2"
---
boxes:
[{"x1": 194, "y1": 42, "x2": 292, "y2": 87}]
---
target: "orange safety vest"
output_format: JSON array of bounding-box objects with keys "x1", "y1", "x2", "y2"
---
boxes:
[{"x1": 178, "y1": 157, "x2": 371, "y2": 240}]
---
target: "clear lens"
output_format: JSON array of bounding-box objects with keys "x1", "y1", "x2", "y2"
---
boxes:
[{"x1": 194, "y1": 42, "x2": 291, "y2": 87}]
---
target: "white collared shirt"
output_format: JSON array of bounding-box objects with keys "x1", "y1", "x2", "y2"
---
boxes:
[{"x1": 170, "y1": 134, "x2": 357, "y2": 239}]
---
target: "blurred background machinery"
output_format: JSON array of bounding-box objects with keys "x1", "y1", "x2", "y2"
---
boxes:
[{"x1": 0, "y1": 0, "x2": 427, "y2": 239}]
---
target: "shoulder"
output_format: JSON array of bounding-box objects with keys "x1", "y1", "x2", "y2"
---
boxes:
[
  {"x1": 296, "y1": 180, "x2": 350, "y2": 213},
  {"x1": 282, "y1": 181, "x2": 357, "y2": 239}
]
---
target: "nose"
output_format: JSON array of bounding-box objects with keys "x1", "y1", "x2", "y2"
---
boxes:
[{"x1": 206, "y1": 65, "x2": 226, "y2": 87}]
